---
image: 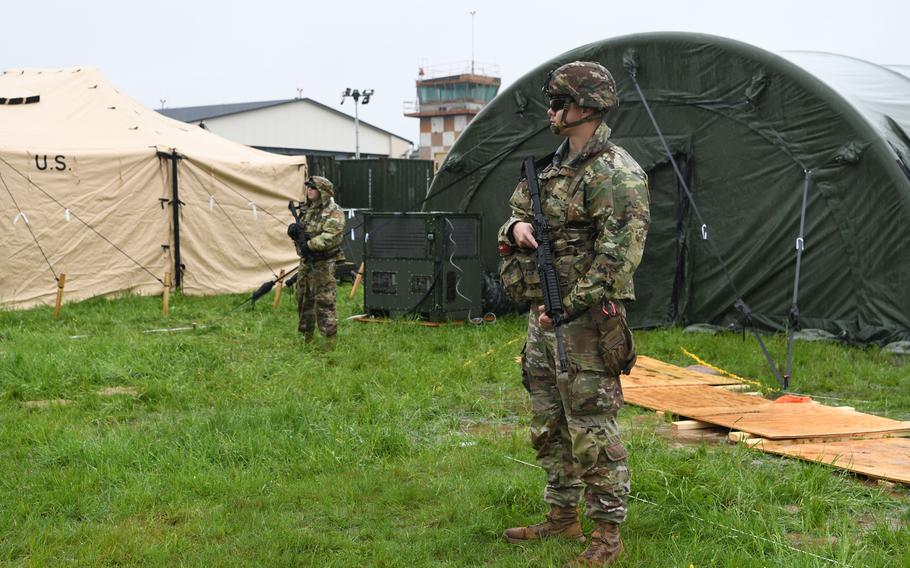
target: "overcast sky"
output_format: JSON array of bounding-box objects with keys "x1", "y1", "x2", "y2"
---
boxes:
[{"x1": 3, "y1": 0, "x2": 908, "y2": 146}]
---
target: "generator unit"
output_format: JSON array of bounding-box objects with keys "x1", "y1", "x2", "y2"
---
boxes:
[{"x1": 363, "y1": 212, "x2": 482, "y2": 321}]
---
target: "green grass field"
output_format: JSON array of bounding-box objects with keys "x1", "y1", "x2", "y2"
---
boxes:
[{"x1": 1, "y1": 287, "x2": 908, "y2": 566}]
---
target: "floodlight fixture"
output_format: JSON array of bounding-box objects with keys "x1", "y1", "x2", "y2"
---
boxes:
[{"x1": 340, "y1": 87, "x2": 375, "y2": 159}]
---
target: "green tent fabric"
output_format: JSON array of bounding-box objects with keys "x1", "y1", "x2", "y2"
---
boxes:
[{"x1": 424, "y1": 32, "x2": 910, "y2": 343}]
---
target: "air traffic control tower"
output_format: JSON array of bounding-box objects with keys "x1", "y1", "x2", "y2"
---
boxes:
[{"x1": 404, "y1": 62, "x2": 500, "y2": 171}]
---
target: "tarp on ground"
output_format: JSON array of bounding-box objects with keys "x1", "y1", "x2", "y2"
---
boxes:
[
  {"x1": 0, "y1": 67, "x2": 306, "y2": 309},
  {"x1": 424, "y1": 32, "x2": 910, "y2": 343}
]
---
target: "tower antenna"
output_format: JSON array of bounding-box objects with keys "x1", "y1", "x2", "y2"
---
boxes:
[{"x1": 470, "y1": 10, "x2": 476, "y2": 74}]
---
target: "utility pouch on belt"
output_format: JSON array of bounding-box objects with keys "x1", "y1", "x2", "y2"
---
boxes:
[
  {"x1": 593, "y1": 302, "x2": 637, "y2": 376},
  {"x1": 498, "y1": 243, "x2": 543, "y2": 302}
]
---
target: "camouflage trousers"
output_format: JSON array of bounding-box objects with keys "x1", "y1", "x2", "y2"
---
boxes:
[
  {"x1": 521, "y1": 305, "x2": 634, "y2": 525},
  {"x1": 296, "y1": 260, "x2": 337, "y2": 338}
]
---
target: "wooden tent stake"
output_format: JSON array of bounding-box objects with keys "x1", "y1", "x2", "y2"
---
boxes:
[
  {"x1": 349, "y1": 262, "x2": 365, "y2": 299},
  {"x1": 163, "y1": 272, "x2": 171, "y2": 315},
  {"x1": 272, "y1": 269, "x2": 286, "y2": 308},
  {"x1": 52, "y1": 273, "x2": 66, "y2": 318}
]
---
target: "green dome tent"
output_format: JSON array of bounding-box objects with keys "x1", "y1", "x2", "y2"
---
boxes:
[{"x1": 424, "y1": 32, "x2": 910, "y2": 344}]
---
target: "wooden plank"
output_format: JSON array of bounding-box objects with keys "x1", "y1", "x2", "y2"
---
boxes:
[
  {"x1": 728, "y1": 431, "x2": 765, "y2": 447},
  {"x1": 690, "y1": 404, "x2": 910, "y2": 440},
  {"x1": 622, "y1": 356, "x2": 744, "y2": 389},
  {"x1": 162, "y1": 272, "x2": 171, "y2": 316},
  {"x1": 53, "y1": 273, "x2": 66, "y2": 318},
  {"x1": 623, "y1": 384, "x2": 772, "y2": 415},
  {"x1": 672, "y1": 419, "x2": 716, "y2": 431},
  {"x1": 621, "y1": 369, "x2": 743, "y2": 388},
  {"x1": 749, "y1": 431, "x2": 910, "y2": 444},
  {"x1": 624, "y1": 382, "x2": 910, "y2": 441},
  {"x1": 640, "y1": 356, "x2": 738, "y2": 381},
  {"x1": 625, "y1": 356, "x2": 910, "y2": 484},
  {"x1": 758, "y1": 438, "x2": 910, "y2": 485},
  {"x1": 272, "y1": 269, "x2": 285, "y2": 308},
  {"x1": 349, "y1": 262, "x2": 365, "y2": 298}
]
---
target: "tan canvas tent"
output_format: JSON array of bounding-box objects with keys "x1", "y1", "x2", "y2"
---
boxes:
[{"x1": 0, "y1": 67, "x2": 306, "y2": 309}]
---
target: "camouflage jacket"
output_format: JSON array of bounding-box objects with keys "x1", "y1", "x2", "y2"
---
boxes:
[
  {"x1": 498, "y1": 122, "x2": 650, "y2": 315},
  {"x1": 299, "y1": 194, "x2": 346, "y2": 262}
]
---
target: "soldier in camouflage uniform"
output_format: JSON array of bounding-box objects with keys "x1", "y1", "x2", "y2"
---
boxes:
[
  {"x1": 499, "y1": 62, "x2": 650, "y2": 567},
  {"x1": 287, "y1": 176, "x2": 346, "y2": 345}
]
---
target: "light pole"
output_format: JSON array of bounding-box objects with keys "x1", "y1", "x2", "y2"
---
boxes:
[
  {"x1": 470, "y1": 11, "x2": 476, "y2": 74},
  {"x1": 340, "y1": 88, "x2": 373, "y2": 159}
]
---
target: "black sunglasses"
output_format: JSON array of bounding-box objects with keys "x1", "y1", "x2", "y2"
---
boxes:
[{"x1": 547, "y1": 96, "x2": 571, "y2": 112}]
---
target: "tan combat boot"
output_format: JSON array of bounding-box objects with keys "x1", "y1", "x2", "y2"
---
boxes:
[
  {"x1": 564, "y1": 522, "x2": 623, "y2": 567},
  {"x1": 503, "y1": 505, "x2": 585, "y2": 544}
]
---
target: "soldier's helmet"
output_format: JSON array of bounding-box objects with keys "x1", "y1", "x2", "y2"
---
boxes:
[
  {"x1": 544, "y1": 61, "x2": 618, "y2": 111},
  {"x1": 305, "y1": 175, "x2": 335, "y2": 198}
]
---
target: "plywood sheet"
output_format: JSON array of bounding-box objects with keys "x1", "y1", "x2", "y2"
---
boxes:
[
  {"x1": 693, "y1": 405, "x2": 910, "y2": 440},
  {"x1": 623, "y1": 383, "x2": 910, "y2": 441},
  {"x1": 623, "y1": 384, "x2": 772, "y2": 415},
  {"x1": 758, "y1": 438, "x2": 910, "y2": 484},
  {"x1": 624, "y1": 356, "x2": 743, "y2": 388},
  {"x1": 621, "y1": 356, "x2": 910, "y2": 484}
]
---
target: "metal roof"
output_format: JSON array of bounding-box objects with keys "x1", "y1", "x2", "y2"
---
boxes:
[
  {"x1": 157, "y1": 97, "x2": 412, "y2": 143},
  {"x1": 158, "y1": 99, "x2": 290, "y2": 122}
]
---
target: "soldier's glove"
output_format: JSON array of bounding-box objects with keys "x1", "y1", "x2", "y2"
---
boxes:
[
  {"x1": 287, "y1": 222, "x2": 303, "y2": 241},
  {"x1": 285, "y1": 273, "x2": 298, "y2": 289},
  {"x1": 298, "y1": 239, "x2": 311, "y2": 255}
]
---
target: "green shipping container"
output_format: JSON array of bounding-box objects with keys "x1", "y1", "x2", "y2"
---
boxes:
[
  {"x1": 304, "y1": 154, "x2": 341, "y2": 187},
  {"x1": 337, "y1": 158, "x2": 434, "y2": 211}
]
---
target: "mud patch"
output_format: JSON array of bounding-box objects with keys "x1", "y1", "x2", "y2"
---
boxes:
[
  {"x1": 786, "y1": 533, "x2": 838, "y2": 548},
  {"x1": 97, "y1": 386, "x2": 140, "y2": 397},
  {"x1": 22, "y1": 399, "x2": 73, "y2": 408},
  {"x1": 461, "y1": 417, "x2": 519, "y2": 437},
  {"x1": 856, "y1": 511, "x2": 906, "y2": 532}
]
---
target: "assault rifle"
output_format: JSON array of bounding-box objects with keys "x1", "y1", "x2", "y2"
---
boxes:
[
  {"x1": 287, "y1": 200, "x2": 313, "y2": 261},
  {"x1": 228, "y1": 201, "x2": 307, "y2": 311},
  {"x1": 524, "y1": 156, "x2": 570, "y2": 373},
  {"x1": 288, "y1": 200, "x2": 306, "y2": 238}
]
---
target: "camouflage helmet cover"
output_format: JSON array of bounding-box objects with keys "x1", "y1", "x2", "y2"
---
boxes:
[
  {"x1": 544, "y1": 61, "x2": 618, "y2": 111},
  {"x1": 305, "y1": 175, "x2": 335, "y2": 198}
]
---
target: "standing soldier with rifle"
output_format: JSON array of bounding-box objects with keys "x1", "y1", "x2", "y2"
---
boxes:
[
  {"x1": 498, "y1": 61, "x2": 650, "y2": 567},
  {"x1": 287, "y1": 176, "x2": 346, "y2": 347}
]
